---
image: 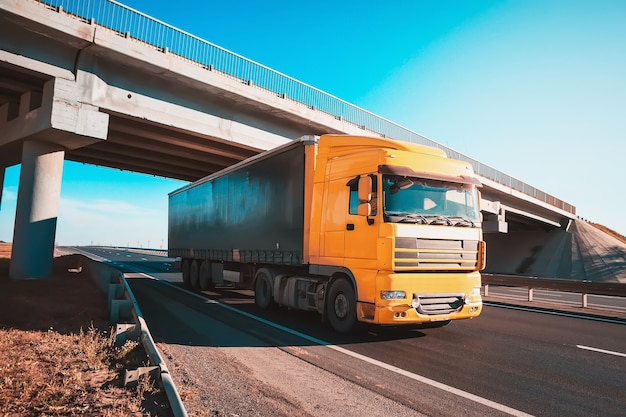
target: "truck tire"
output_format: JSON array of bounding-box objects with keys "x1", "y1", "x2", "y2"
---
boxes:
[
  {"x1": 254, "y1": 270, "x2": 274, "y2": 310},
  {"x1": 181, "y1": 259, "x2": 191, "y2": 287},
  {"x1": 199, "y1": 260, "x2": 214, "y2": 291},
  {"x1": 326, "y1": 277, "x2": 356, "y2": 333},
  {"x1": 189, "y1": 260, "x2": 200, "y2": 289}
]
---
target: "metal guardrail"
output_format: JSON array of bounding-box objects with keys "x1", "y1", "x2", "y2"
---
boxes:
[
  {"x1": 482, "y1": 273, "x2": 626, "y2": 308},
  {"x1": 31, "y1": 0, "x2": 575, "y2": 215},
  {"x1": 113, "y1": 273, "x2": 188, "y2": 417},
  {"x1": 68, "y1": 253, "x2": 188, "y2": 417}
]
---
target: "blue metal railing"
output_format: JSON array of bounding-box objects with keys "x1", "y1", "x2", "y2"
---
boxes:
[{"x1": 34, "y1": 0, "x2": 575, "y2": 215}]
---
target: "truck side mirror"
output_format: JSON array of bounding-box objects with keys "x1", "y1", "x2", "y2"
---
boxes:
[
  {"x1": 357, "y1": 202, "x2": 371, "y2": 216},
  {"x1": 358, "y1": 176, "x2": 372, "y2": 202},
  {"x1": 357, "y1": 176, "x2": 374, "y2": 225}
]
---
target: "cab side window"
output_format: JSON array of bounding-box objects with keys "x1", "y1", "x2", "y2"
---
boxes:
[{"x1": 347, "y1": 174, "x2": 377, "y2": 215}]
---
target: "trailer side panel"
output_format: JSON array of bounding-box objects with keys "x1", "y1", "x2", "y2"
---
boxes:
[{"x1": 169, "y1": 144, "x2": 306, "y2": 266}]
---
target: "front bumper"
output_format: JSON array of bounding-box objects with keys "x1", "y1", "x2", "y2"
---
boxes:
[
  {"x1": 355, "y1": 270, "x2": 483, "y2": 325},
  {"x1": 367, "y1": 299, "x2": 482, "y2": 325}
]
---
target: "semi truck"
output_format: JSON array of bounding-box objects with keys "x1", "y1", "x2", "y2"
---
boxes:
[{"x1": 168, "y1": 134, "x2": 485, "y2": 333}]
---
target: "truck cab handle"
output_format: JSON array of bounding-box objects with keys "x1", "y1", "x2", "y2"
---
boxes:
[{"x1": 346, "y1": 224, "x2": 355, "y2": 231}]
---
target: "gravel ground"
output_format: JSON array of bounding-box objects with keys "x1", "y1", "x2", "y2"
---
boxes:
[{"x1": 158, "y1": 342, "x2": 426, "y2": 417}]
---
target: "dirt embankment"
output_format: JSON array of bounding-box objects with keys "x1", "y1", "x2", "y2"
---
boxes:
[
  {"x1": 590, "y1": 223, "x2": 626, "y2": 245},
  {"x1": 0, "y1": 243, "x2": 171, "y2": 416}
]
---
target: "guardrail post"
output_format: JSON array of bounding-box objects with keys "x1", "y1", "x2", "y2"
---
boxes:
[
  {"x1": 582, "y1": 293, "x2": 588, "y2": 308},
  {"x1": 528, "y1": 287, "x2": 534, "y2": 302},
  {"x1": 124, "y1": 366, "x2": 160, "y2": 387},
  {"x1": 69, "y1": 254, "x2": 188, "y2": 416},
  {"x1": 110, "y1": 299, "x2": 132, "y2": 324},
  {"x1": 483, "y1": 284, "x2": 489, "y2": 296},
  {"x1": 114, "y1": 323, "x2": 140, "y2": 346},
  {"x1": 108, "y1": 283, "x2": 125, "y2": 310}
]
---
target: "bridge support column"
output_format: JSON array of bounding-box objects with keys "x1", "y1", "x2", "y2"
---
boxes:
[
  {"x1": 9, "y1": 141, "x2": 65, "y2": 280},
  {"x1": 0, "y1": 167, "x2": 4, "y2": 209}
]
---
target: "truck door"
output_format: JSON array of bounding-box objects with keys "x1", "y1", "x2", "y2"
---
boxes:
[
  {"x1": 320, "y1": 175, "x2": 348, "y2": 261},
  {"x1": 344, "y1": 174, "x2": 378, "y2": 262}
]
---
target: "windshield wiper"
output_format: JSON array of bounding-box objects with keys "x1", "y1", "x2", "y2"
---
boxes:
[
  {"x1": 386, "y1": 212, "x2": 428, "y2": 224},
  {"x1": 423, "y1": 215, "x2": 453, "y2": 226},
  {"x1": 447, "y1": 216, "x2": 478, "y2": 227},
  {"x1": 387, "y1": 213, "x2": 477, "y2": 227}
]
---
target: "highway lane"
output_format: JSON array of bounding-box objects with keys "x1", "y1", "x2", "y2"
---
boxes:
[{"x1": 74, "y1": 247, "x2": 626, "y2": 416}]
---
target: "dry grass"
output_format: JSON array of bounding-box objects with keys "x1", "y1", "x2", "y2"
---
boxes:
[
  {"x1": 0, "y1": 326, "x2": 153, "y2": 416},
  {"x1": 0, "y1": 244, "x2": 171, "y2": 416}
]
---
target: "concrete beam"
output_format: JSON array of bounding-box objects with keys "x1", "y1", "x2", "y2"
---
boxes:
[
  {"x1": 503, "y1": 204, "x2": 562, "y2": 229},
  {"x1": 480, "y1": 197, "x2": 501, "y2": 215},
  {"x1": 483, "y1": 220, "x2": 509, "y2": 234},
  {"x1": 479, "y1": 175, "x2": 575, "y2": 222},
  {"x1": 0, "y1": 77, "x2": 109, "y2": 154},
  {"x1": 9, "y1": 140, "x2": 65, "y2": 279},
  {"x1": 483, "y1": 205, "x2": 509, "y2": 234},
  {"x1": 77, "y1": 70, "x2": 289, "y2": 152}
]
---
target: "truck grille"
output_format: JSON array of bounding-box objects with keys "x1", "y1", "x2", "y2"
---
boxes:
[
  {"x1": 394, "y1": 238, "x2": 478, "y2": 271},
  {"x1": 413, "y1": 293, "x2": 464, "y2": 315}
]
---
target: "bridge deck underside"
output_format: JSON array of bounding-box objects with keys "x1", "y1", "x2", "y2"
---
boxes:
[{"x1": 67, "y1": 115, "x2": 261, "y2": 181}]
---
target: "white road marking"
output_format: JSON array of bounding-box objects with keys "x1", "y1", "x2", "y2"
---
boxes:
[
  {"x1": 159, "y1": 279, "x2": 533, "y2": 416},
  {"x1": 576, "y1": 345, "x2": 626, "y2": 358}
]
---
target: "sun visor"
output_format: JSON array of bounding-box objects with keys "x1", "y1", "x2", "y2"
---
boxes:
[{"x1": 378, "y1": 164, "x2": 482, "y2": 186}]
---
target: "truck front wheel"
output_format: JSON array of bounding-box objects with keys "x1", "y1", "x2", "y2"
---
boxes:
[
  {"x1": 326, "y1": 278, "x2": 356, "y2": 333},
  {"x1": 254, "y1": 270, "x2": 274, "y2": 310}
]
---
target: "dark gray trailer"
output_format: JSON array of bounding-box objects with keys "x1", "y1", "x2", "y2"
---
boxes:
[{"x1": 168, "y1": 138, "x2": 310, "y2": 288}]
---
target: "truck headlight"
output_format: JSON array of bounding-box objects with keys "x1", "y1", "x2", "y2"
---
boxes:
[
  {"x1": 465, "y1": 287, "x2": 482, "y2": 304},
  {"x1": 380, "y1": 290, "x2": 406, "y2": 300}
]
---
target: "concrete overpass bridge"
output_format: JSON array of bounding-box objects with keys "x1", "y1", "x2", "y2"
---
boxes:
[{"x1": 0, "y1": 0, "x2": 576, "y2": 279}]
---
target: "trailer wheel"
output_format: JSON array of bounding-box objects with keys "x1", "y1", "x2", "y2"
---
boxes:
[
  {"x1": 199, "y1": 261, "x2": 214, "y2": 291},
  {"x1": 189, "y1": 260, "x2": 200, "y2": 289},
  {"x1": 326, "y1": 277, "x2": 356, "y2": 333},
  {"x1": 181, "y1": 259, "x2": 191, "y2": 287},
  {"x1": 254, "y1": 270, "x2": 274, "y2": 310}
]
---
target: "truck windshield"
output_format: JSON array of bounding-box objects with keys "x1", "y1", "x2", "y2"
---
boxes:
[{"x1": 382, "y1": 175, "x2": 481, "y2": 226}]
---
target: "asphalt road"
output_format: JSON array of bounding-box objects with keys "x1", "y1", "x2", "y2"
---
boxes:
[{"x1": 74, "y1": 247, "x2": 626, "y2": 416}]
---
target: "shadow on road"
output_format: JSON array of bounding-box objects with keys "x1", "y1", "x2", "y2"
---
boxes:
[{"x1": 126, "y1": 276, "x2": 435, "y2": 348}]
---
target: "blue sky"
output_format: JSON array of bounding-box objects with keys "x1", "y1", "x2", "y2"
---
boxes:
[{"x1": 1, "y1": 0, "x2": 625, "y2": 245}]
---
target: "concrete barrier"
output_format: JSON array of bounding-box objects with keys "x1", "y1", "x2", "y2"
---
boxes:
[{"x1": 59, "y1": 254, "x2": 188, "y2": 417}]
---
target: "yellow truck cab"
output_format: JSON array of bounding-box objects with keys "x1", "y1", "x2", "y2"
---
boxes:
[{"x1": 309, "y1": 135, "x2": 484, "y2": 331}]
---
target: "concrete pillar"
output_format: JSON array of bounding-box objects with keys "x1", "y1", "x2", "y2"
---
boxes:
[
  {"x1": 0, "y1": 167, "x2": 4, "y2": 209},
  {"x1": 10, "y1": 141, "x2": 65, "y2": 279}
]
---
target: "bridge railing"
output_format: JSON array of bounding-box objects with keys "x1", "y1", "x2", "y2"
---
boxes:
[{"x1": 35, "y1": 0, "x2": 575, "y2": 215}]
